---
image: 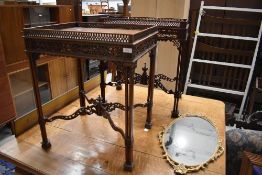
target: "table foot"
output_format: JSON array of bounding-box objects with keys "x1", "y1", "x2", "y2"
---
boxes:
[
  {"x1": 79, "y1": 108, "x2": 87, "y2": 116},
  {"x1": 171, "y1": 110, "x2": 179, "y2": 118},
  {"x1": 123, "y1": 162, "x2": 134, "y2": 171},
  {"x1": 144, "y1": 122, "x2": 152, "y2": 129},
  {"x1": 116, "y1": 84, "x2": 122, "y2": 90},
  {"x1": 41, "y1": 140, "x2": 51, "y2": 150}
]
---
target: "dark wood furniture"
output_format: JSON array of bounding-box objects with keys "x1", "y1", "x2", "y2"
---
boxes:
[
  {"x1": 240, "y1": 151, "x2": 262, "y2": 175},
  {"x1": 56, "y1": 0, "x2": 81, "y2": 21},
  {"x1": 0, "y1": 5, "x2": 74, "y2": 66},
  {"x1": 226, "y1": 77, "x2": 262, "y2": 129},
  {"x1": 229, "y1": 77, "x2": 262, "y2": 131},
  {"x1": 0, "y1": 86, "x2": 226, "y2": 175},
  {"x1": 24, "y1": 22, "x2": 158, "y2": 171},
  {"x1": 0, "y1": 35, "x2": 16, "y2": 128},
  {"x1": 248, "y1": 77, "x2": 262, "y2": 114},
  {"x1": 102, "y1": 17, "x2": 188, "y2": 118},
  {"x1": 0, "y1": 5, "x2": 85, "y2": 135},
  {"x1": 82, "y1": 14, "x2": 109, "y2": 90}
]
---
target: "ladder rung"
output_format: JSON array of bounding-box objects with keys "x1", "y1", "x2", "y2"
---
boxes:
[
  {"x1": 203, "y1": 6, "x2": 262, "y2": 13},
  {"x1": 193, "y1": 59, "x2": 252, "y2": 69},
  {"x1": 198, "y1": 33, "x2": 258, "y2": 41},
  {"x1": 187, "y1": 83, "x2": 245, "y2": 95}
]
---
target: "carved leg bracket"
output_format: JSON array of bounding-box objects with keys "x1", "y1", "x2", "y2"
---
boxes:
[
  {"x1": 134, "y1": 102, "x2": 150, "y2": 108},
  {"x1": 111, "y1": 74, "x2": 182, "y2": 98},
  {"x1": 133, "y1": 63, "x2": 182, "y2": 119},
  {"x1": 106, "y1": 63, "x2": 182, "y2": 120},
  {"x1": 107, "y1": 64, "x2": 148, "y2": 87},
  {"x1": 154, "y1": 74, "x2": 176, "y2": 94},
  {"x1": 45, "y1": 94, "x2": 126, "y2": 140}
]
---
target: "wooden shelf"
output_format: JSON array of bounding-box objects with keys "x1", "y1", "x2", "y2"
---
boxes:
[
  {"x1": 6, "y1": 55, "x2": 58, "y2": 74},
  {"x1": 24, "y1": 21, "x2": 58, "y2": 28},
  {"x1": 11, "y1": 78, "x2": 48, "y2": 98},
  {"x1": 8, "y1": 64, "x2": 51, "y2": 118},
  {"x1": 0, "y1": 4, "x2": 75, "y2": 130}
]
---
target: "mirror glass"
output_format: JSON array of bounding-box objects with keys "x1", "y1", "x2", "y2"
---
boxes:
[{"x1": 163, "y1": 116, "x2": 218, "y2": 166}]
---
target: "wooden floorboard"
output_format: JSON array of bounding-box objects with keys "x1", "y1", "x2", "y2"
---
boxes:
[{"x1": 0, "y1": 86, "x2": 225, "y2": 175}]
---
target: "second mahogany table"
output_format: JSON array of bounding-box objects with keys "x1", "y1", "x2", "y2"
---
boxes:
[
  {"x1": 102, "y1": 17, "x2": 188, "y2": 118},
  {"x1": 24, "y1": 22, "x2": 158, "y2": 171}
]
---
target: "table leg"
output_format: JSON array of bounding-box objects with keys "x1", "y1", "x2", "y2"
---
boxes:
[
  {"x1": 28, "y1": 53, "x2": 51, "y2": 150},
  {"x1": 171, "y1": 45, "x2": 182, "y2": 118},
  {"x1": 123, "y1": 65, "x2": 135, "y2": 171},
  {"x1": 171, "y1": 95, "x2": 179, "y2": 118},
  {"x1": 145, "y1": 47, "x2": 157, "y2": 129},
  {"x1": 9, "y1": 121, "x2": 15, "y2": 135},
  {"x1": 116, "y1": 70, "x2": 123, "y2": 90},
  {"x1": 179, "y1": 41, "x2": 188, "y2": 92},
  {"x1": 99, "y1": 60, "x2": 106, "y2": 103},
  {"x1": 78, "y1": 59, "x2": 86, "y2": 108}
]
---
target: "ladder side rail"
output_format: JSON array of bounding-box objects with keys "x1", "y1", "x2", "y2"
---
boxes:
[
  {"x1": 184, "y1": 1, "x2": 205, "y2": 94},
  {"x1": 203, "y1": 6, "x2": 262, "y2": 13},
  {"x1": 238, "y1": 21, "x2": 262, "y2": 119}
]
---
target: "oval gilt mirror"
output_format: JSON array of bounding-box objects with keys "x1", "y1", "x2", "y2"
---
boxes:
[{"x1": 159, "y1": 115, "x2": 224, "y2": 174}]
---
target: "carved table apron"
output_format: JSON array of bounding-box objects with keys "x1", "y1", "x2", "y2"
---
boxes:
[
  {"x1": 102, "y1": 17, "x2": 188, "y2": 118},
  {"x1": 23, "y1": 22, "x2": 158, "y2": 171}
]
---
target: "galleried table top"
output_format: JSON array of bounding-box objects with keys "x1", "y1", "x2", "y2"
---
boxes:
[
  {"x1": 101, "y1": 17, "x2": 188, "y2": 42},
  {"x1": 23, "y1": 22, "x2": 158, "y2": 62}
]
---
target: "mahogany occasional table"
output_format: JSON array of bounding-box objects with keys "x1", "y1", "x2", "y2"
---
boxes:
[
  {"x1": 101, "y1": 17, "x2": 188, "y2": 118},
  {"x1": 24, "y1": 22, "x2": 158, "y2": 171}
]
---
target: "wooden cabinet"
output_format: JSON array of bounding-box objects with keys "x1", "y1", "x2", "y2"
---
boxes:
[
  {"x1": 48, "y1": 58, "x2": 78, "y2": 98},
  {"x1": 0, "y1": 5, "x2": 74, "y2": 65},
  {"x1": 9, "y1": 65, "x2": 51, "y2": 118},
  {"x1": 0, "y1": 4, "x2": 75, "y2": 118},
  {"x1": 48, "y1": 58, "x2": 67, "y2": 98},
  {"x1": 0, "y1": 4, "x2": 78, "y2": 133},
  {"x1": 9, "y1": 57, "x2": 78, "y2": 116},
  {"x1": 65, "y1": 58, "x2": 78, "y2": 90},
  {"x1": 59, "y1": 5, "x2": 74, "y2": 23},
  {"x1": 0, "y1": 35, "x2": 16, "y2": 126},
  {"x1": 0, "y1": 4, "x2": 100, "y2": 135},
  {"x1": 0, "y1": 6, "x2": 25, "y2": 65},
  {"x1": 57, "y1": 0, "x2": 82, "y2": 21}
]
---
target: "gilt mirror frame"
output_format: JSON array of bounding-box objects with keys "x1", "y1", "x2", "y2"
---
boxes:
[{"x1": 158, "y1": 114, "x2": 224, "y2": 174}]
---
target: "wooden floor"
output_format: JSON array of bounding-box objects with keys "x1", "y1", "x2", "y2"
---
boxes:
[{"x1": 0, "y1": 86, "x2": 225, "y2": 175}]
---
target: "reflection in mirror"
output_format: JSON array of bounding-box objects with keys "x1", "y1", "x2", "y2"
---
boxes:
[{"x1": 159, "y1": 115, "x2": 224, "y2": 174}]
